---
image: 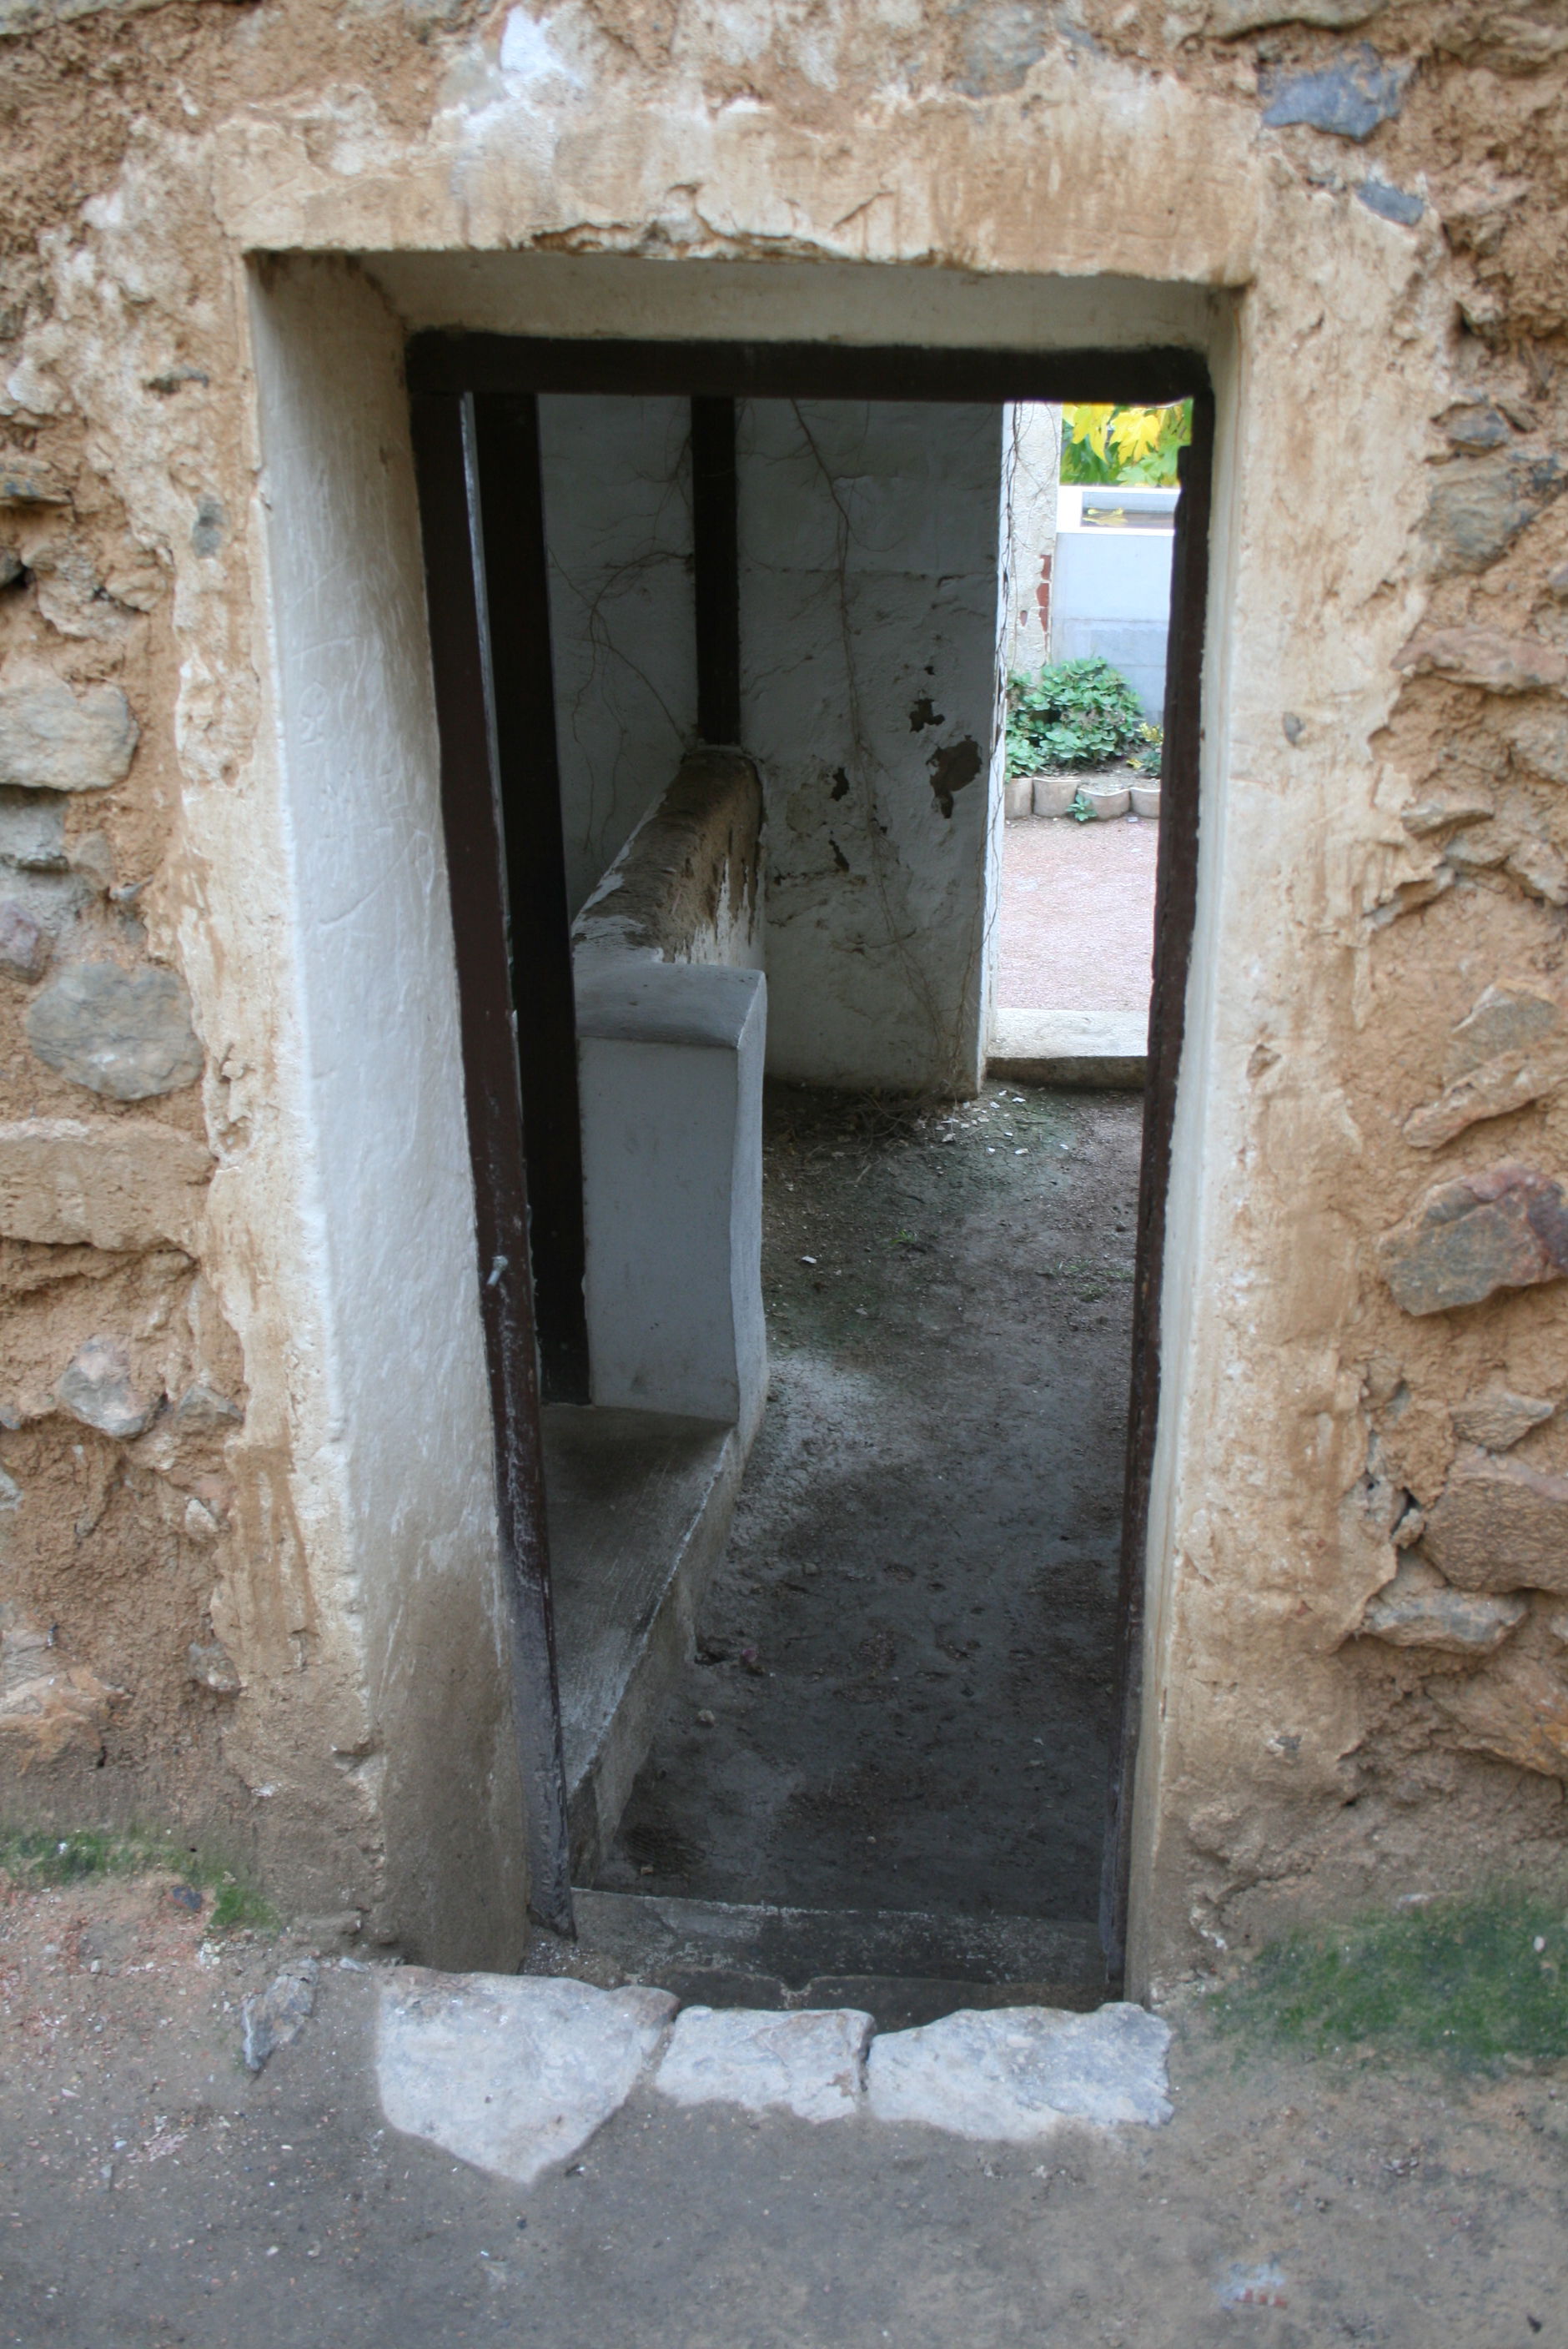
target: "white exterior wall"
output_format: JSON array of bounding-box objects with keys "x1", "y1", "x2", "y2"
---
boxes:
[
  {"x1": 244, "y1": 259, "x2": 529, "y2": 1963},
  {"x1": 1050, "y1": 489, "x2": 1178, "y2": 718},
  {"x1": 740, "y1": 399, "x2": 1006, "y2": 1096},
  {"x1": 1004, "y1": 402, "x2": 1062, "y2": 678},
  {"x1": 539, "y1": 395, "x2": 697, "y2": 915}
]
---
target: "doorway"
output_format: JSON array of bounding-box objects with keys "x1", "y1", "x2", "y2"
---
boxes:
[{"x1": 406, "y1": 330, "x2": 1213, "y2": 1994}]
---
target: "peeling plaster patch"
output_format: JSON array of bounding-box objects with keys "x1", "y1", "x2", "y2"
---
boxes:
[
  {"x1": 498, "y1": 8, "x2": 585, "y2": 88},
  {"x1": 927, "y1": 737, "x2": 982, "y2": 817}
]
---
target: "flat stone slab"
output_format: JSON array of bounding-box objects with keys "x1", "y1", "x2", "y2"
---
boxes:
[
  {"x1": 377, "y1": 1979, "x2": 1170, "y2": 2186},
  {"x1": 988, "y1": 1007, "x2": 1146, "y2": 1089},
  {"x1": 377, "y1": 1971, "x2": 676, "y2": 2188},
  {"x1": 655, "y1": 2004, "x2": 873, "y2": 2123},
  {"x1": 866, "y1": 2002, "x2": 1172, "y2": 2141}
]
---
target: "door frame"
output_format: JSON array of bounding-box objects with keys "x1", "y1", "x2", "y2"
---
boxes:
[{"x1": 406, "y1": 334, "x2": 1215, "y2": 1978}]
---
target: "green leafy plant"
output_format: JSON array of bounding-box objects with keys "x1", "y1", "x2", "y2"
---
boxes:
[
  {"x1": 1128, "y1": 721, "x2": 1163, "y2": 777},
  {"x1": 1069, "y1": 789, "x2": 1095, "y2": 822},
  {"x1": 1061, "y1": 400, "x2": 1193, "y2": 487},
  {"x1": 1006, "y1": 656, "x2": 1146, "y2": 777}
]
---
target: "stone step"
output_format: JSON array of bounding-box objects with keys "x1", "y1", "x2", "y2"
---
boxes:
[
  {"x1": 541, "y1": 1406, "x2": 743, "y2": 1880},
  {"x1": 526, "y1": 1889, "x2": 1107, "y2": 2030}
]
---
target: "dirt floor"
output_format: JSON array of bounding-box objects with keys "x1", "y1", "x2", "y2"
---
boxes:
[
  {"x1": 996, "y1": 812, "x2": 1158, "y2": 1016},
  {"x1": 595, "y1": 1078, "x2": 1143, "y2": 1925},
  {"x1": 3, "y1": 1863, "x2": 1567, "y2": 2349}
]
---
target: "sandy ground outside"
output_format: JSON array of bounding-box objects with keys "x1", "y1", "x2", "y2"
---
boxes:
[
  {"x1": 596, "y1": 1079, "x2": 1141, "y2": 1925},
  {"x1": 2, "y1": 1863, "x2": 1565, "y2": 2347},
  {"x1": 996, "y1": 813, "x2": 1158, "y2": 1018}
]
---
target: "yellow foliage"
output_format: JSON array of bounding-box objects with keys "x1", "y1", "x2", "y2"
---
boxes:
[
  {"x1": 1108, "y1": 406, "x2": 1166, "y2": 464},
  {"x1": 1062, "y1": 402, "x2": 1114, "y2": 460}
]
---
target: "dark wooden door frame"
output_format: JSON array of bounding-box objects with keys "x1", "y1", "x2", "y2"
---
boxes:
[
  {"x1": 1100, "y1": 393, "x2": 1215, "y2": 1985},
  {"x1": 407, "y1": 334, "x2": 1214, "y2": 1978},
  {"x1": 467, "y1": 393, "x2": 591, "y2": 1408},
  {"x1": 690, "y1": 394, "x2": 741, "y2": 746},
  {"x1": 409, "y1": 387, "x2": 575, "y2": 1937}
]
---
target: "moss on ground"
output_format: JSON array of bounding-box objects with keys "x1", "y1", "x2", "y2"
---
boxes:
[
  {"x1": 0, "y1": 1825, "x2": 276, "y2": 1933},
  {"x1": 1214, "y1": 1889, "x2": 1568, "y2": 2072}
]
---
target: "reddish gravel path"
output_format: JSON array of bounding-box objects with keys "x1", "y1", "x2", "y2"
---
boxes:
[{"x1": 995, "y1": 812, "x2": 1158, "y2": 1016}]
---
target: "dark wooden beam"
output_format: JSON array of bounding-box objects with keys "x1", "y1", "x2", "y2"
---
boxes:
[
  {"x1": 469, "y1": 391, "x2": 591, "y2": 1406},
  {"x1": 1100, "y1": 389, "x2": 1216, "y2": 1989},
  {"x1": 691, "y1": 395, "x2": 741, "y2": 746},
  {"x1": 407, "y1": 331, "x2": 1211, "y2": 408},
  {"x1": 409, "y1": 387, "x2": 575, "y2": 1939}
]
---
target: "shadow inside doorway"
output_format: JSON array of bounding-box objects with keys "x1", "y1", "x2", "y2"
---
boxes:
[{"x1": 593, "y1": 1077, "x2": 1142, "y2": 1936}]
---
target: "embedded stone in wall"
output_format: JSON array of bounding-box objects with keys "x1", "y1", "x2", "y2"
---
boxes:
[
  {"x1": 1393, "y1": 629, "x2": 1568, "y2": 695},
  {"x1": 1439, "y1": 403, "x2": 1510, "y2": 452},
  {"x1": 1259, "y1": 46, "x2": 1406, "y2": 140},
  {"x1": 0, "y1": 899, "x2": 49, "y2": 978},
  {"x1": 0, "y1": 785, "x2": 67, "y2": 870},
  {"x1": 1403, "y1": 1054, "x2": 1564, "y2": 1151},
  {"x1": 1213, "y1": 0, "x2": 1389, "y2": 33},
  {"x1": 1450, "y1": 1386, "x2": 1555, "y2": 1451},
  {"x1": 1422, "y1": 1451, "x2": 1568, "y2": 1596},
  {"x1": 1500, "y1": 834, "x2": 1568, "y2": 908},
  {"x1": 0, "y1": 1612, "x2": 125, "y2": 1766},
  {"x1": 1377, "y1": 1163, "x2": 1568, "y2": 1314},
  {"x1": 0, "y1": 680, "x2": 137, "y2": 792},
  {"x1": 1505, "y1": 705, "x2": 1568, "y2": 787},
  {"x1": 26, "y1": 961, "x2": 203, "y2": 1099},
  {"x1": 1430, "y1": 1651, "x2": 1568, "y2": 1779},
  {"x1": 173, "y1": 1381, "x2": 243, "y2": 1431},
  {"x1": 1449, "y1": 984, "x2": 1563, "y2": 1077},
  {"x1": 55, "y1": 1336, "x2": 158, "y2": 1441},
  {"x1": 1400, "y1": 789, "x2": 1495, "y2": 837},
  {"x1": 0, "y1": 452, "x2": 68, "y2": 504},
  {"x1": 0, "y1": 1116, "x2": 211, "y2": 1250},
  {"x1": 1355, "y1": 179, "x2": 1423, "y2": 227},
  {"x1": 1359, "y1": 1559, "x2": 1525, "y2": 1655},
  {"x1": 1420, "y1": 454, "x2": 1565, "y2": 576},
  {"x1": 188, "y1": 1638, "x2": 242, "y2": 1696}
]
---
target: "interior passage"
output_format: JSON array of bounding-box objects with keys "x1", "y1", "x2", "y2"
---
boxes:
[
  {"x1": 996, "y1": 813, "x2": 1158, "y2": 1019},
  {"x1": 596, "y1": 1078, "x2": 1143, "y2": 1924}
]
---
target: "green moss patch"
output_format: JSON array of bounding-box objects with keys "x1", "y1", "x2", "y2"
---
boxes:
[
  {"x1": 1214, "y1": 1891, "x2": 1568, "y2": 2071},
  {"x1": 0, "y1": 1825, "x2": 276, "y2": 1933}
]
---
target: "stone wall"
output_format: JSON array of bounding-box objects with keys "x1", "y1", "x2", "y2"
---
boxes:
[{"x1": 0, "y1": 0, "x2": 1565, "y2": 1982}]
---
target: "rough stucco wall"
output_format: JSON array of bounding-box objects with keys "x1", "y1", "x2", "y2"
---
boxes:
[
  {"x1": 539, "y1": 391, "x2": 697, "y2": 918},
  {"x1": 1004, "y1": 402, "x2": 1060, "y2": 679},
  {"x1": 0, "y1": 0, "x2": 1566, "y2": 1979},
  {"x1": 742, "y1": 397, "x2": 1003, "y2": 1095},
  {"x1": 246, "y1": 256, "x2": 528, "y2": 1967}
]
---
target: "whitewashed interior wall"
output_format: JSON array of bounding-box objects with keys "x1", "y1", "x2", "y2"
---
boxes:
[
  {"x1": 541, "y1": 395, "x2": 1007, "y2": 1096},
  {"x1": 738, "y1": 399, "x2": 1005, "y2": 1095},
  {"x1": 538, "y1": 395, "x2": 697, "y2": 917}
]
